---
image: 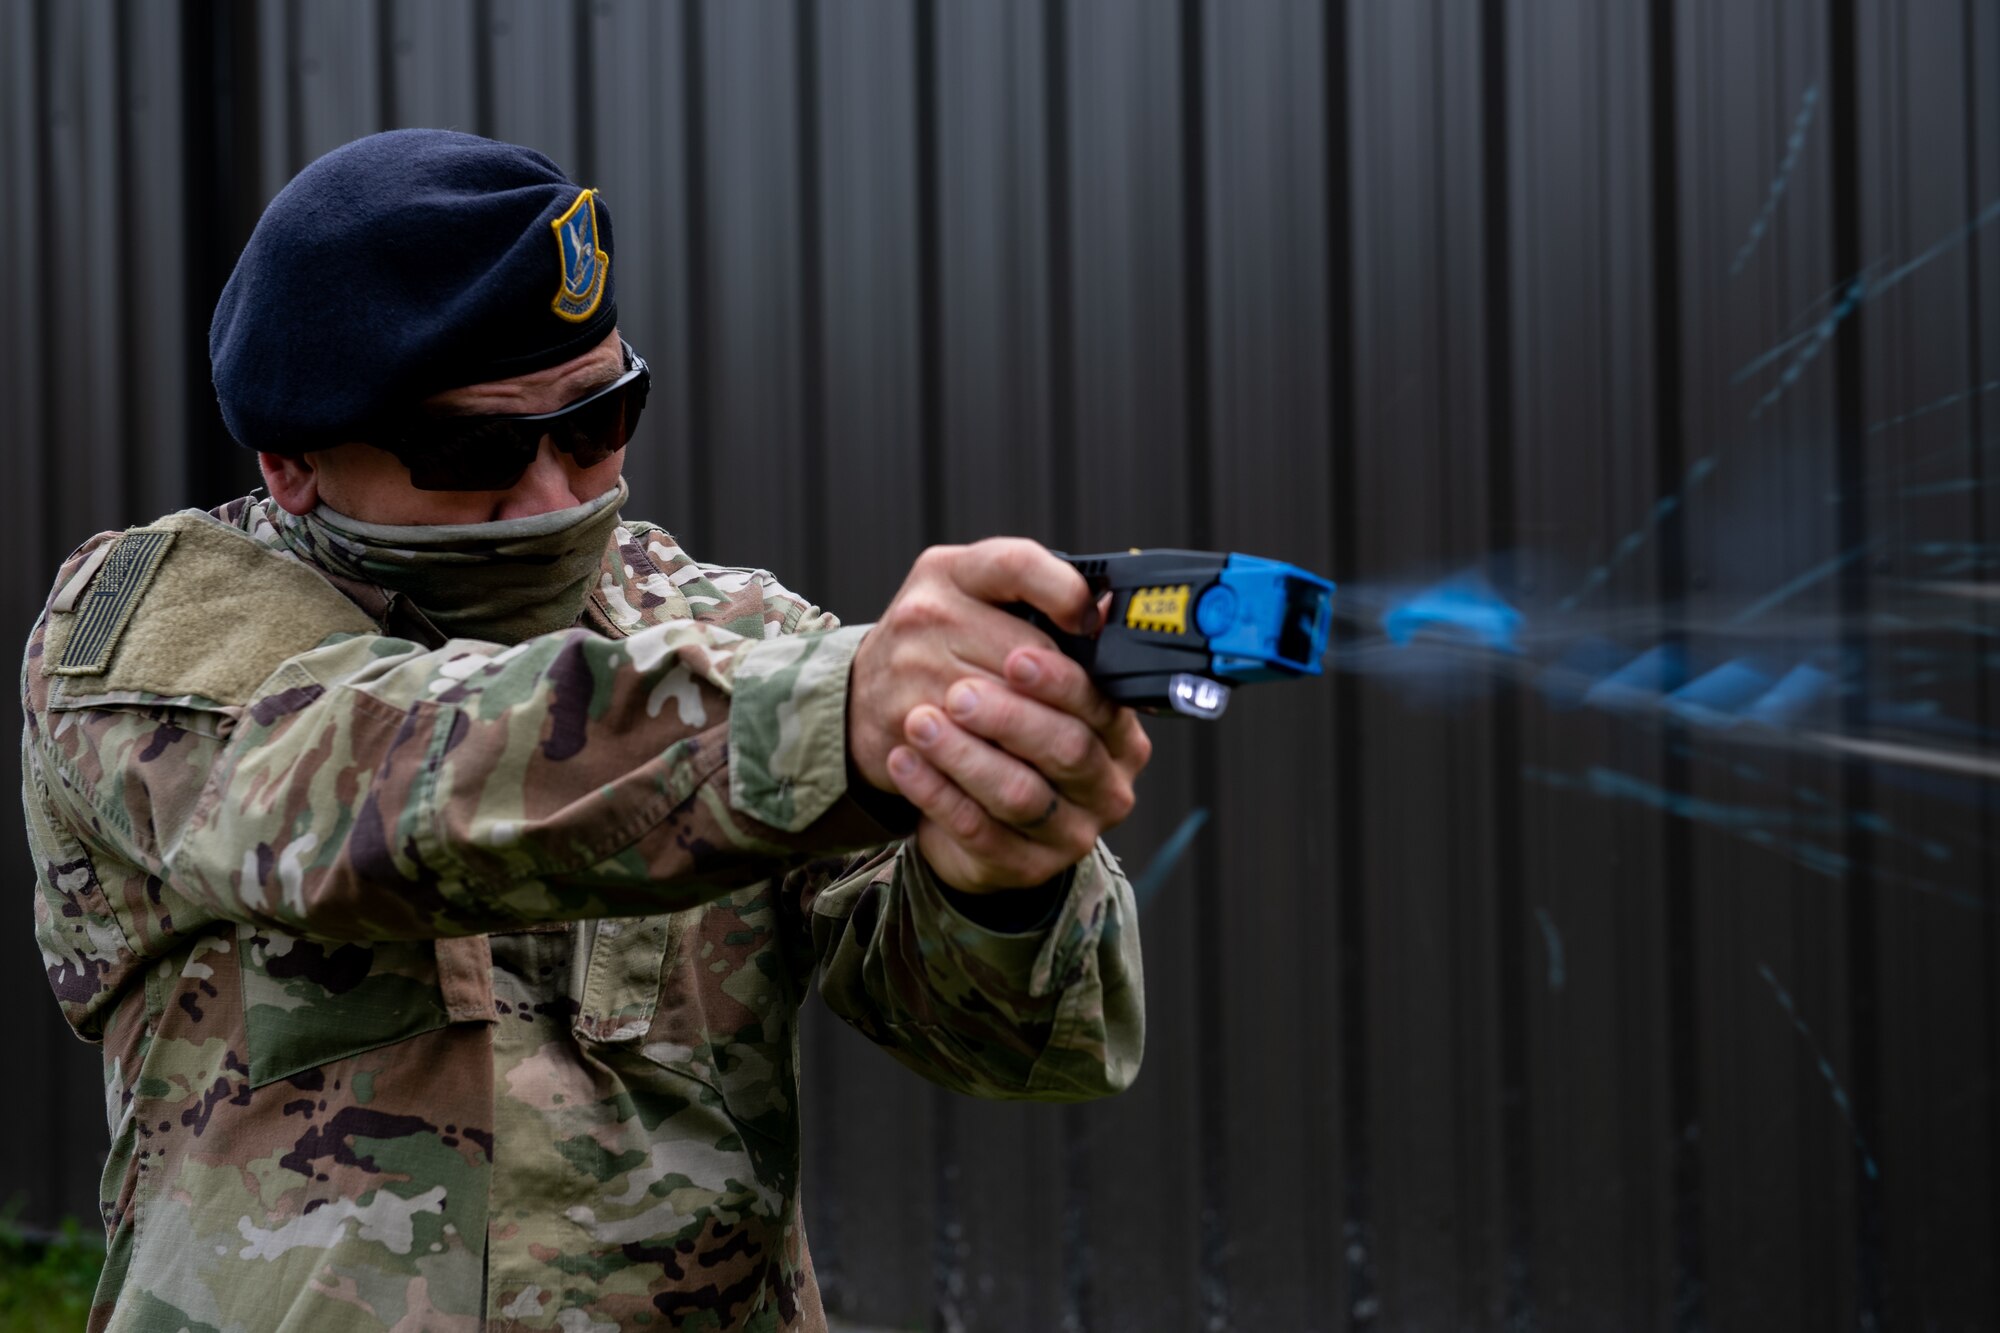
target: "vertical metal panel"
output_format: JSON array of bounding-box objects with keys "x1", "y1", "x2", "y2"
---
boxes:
[
  {"x1": 590, "y1": 0, "x2": 694, "y2": 523},
  {"x1": 8, "y1": 0, "x2": 198, "y2": 1228},
  {"x1": 386, "y1": 0, "x2": 481, "y2": 130},
  {"x1": 688, "y1": 0, "x2": 810, "y2": 576},
  {"x1": 252, "y1": 0, "x2": 292, "y2": 197},
  {"x1": 1, "y1": 0, "x2": 68, "y2": 1230},
  {"x1": 809, "y1": 0, "x2": 925, "y2": 614},
  {"x1": 1978, "y1": 5, "x2": 2000, "y2": 1323},
  {"x1": 934, "y1": 0, "x2": 1058, "y2": 545},
  {"x1": 253, "y1": 2, "x2": 388, "y2": 194},
  {"x1": 289, "y1": 1, "x2": 388, "y2": 161},
  {"x1": 1346, "y1": 1, "x2": 1510, "y2": 1326},
  {"x1": 1675, "y1": 4, "x2": 1859, "y2": 1329},
  {"x1": 44, "y1": 0, "x2": 132, "y2": 537},
  {"x1": 817, "y1": 5, "x2": 1078, "y2": 1328},
  {"x1": 178, "y1": 1, "x2": 265, "y2": 506},
  {"x1": 920, "y1": 10, "x2": 1072, "y2": 1312},
  {"x1": 1197, "y1": 2, "x2": 1342, "y2": 1328},
  {"x1": 1057, "y1": 4, "x2": 1209, "y2": 1330},
  {"x1": 792, "y1": 3, "x2": 941, "y2": 1326},
  {"x1": 125, "y1": 1, "x2": 192, "y2": 510},
  {"x1": 1062, "y1": 0, "x2": 1190, "y2": 551},
  {"x1": 876, "y1": 4, "x2": 1121, "y2": 1323},
  {"x1": 1502, "y1": 2, "x2": 1679, "y2": 1328},
  {"x1": 1854, "y1": 1, "x2": 1996, "y2": 1326},
  {"x1": 486, "y1": 0, "x2": 581, "y2": 171}
]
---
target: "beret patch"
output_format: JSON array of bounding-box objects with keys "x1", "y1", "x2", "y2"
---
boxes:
[{"x1": 551, "y1": 188, "x2": 609, "y2": 323}]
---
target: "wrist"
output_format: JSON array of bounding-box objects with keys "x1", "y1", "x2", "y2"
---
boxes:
[{"x1": 843, "y1": 623, "x2": 896, "y2": 792}]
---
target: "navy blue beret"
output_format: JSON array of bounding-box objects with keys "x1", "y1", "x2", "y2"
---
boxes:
[{"x1": 211, "y1": 128, "x2": 618, "y2": 454}]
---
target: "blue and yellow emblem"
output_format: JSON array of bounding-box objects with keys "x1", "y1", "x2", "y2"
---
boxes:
[{"x1": 550, "y1": 188, "x2": 609, "y2": 322}]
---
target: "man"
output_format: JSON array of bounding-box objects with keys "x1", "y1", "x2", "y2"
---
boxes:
[{"x1": 23, "y1": 129, "x2": 1148, "y2": 1331}]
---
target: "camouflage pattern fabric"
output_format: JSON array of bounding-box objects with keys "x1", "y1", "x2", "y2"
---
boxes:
[{"x1": 22, "y1": 496, "x2": 1145, "y2": 1331}]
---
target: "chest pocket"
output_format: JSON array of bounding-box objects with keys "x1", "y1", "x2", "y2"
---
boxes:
[{"x1": 572, "y1": 888, "x2": 799, "y2": 1145}]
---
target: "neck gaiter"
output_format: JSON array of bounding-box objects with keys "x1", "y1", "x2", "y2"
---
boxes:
[{"x1": 278, "y1": 480, "x2": 627, "y2": 644}]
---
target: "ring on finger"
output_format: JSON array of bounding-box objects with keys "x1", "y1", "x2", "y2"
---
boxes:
[{"x1": 1013, "y1": 789, "x2": 1062, "y2": 831}]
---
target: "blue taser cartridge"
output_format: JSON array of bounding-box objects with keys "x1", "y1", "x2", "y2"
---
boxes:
[{"x1": 1012, "y1": 549, "x2": 1336, "y2": 719}]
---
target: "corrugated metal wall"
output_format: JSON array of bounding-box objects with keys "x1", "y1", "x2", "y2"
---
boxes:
[{"x1": 3, "y1": 2, "x2": 1995, "y2": 1329}]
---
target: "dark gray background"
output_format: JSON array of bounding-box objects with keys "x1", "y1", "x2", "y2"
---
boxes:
[{"x1": 3, "y1": 2, "x2": 1996, "y2": 1330}]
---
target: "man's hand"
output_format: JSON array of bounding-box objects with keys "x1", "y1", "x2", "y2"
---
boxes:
[{"x1": 848, "y1": 539, "x2": 1152, "y2": 894}]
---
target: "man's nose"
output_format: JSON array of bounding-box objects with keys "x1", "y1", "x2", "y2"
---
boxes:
[{"x1": 494, "y1": 437, "x2": 578, "y2": 518}]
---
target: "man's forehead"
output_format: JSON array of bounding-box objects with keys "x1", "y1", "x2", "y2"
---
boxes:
[{"x1": 425, "y1": 329, "x2": 624, "y2": 411}]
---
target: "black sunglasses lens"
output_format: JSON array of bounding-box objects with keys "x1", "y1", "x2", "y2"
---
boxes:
[
  {"x1": 554, "y1": 392, "x2": 629, "y2": 469},
  {"x1": 554, "y1": 369, "x2": 649, "y2": 468},
  {"x1": 624, "y1": 375, "x2": 648, "y2": 440},
  {"x1": 402, "y1": 420, "x2": 541, "y2": 491}
]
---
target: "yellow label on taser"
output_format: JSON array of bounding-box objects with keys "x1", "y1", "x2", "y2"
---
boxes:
[{"x1": 1126, "y1": 585, "x2": 1190, "y2": 634}]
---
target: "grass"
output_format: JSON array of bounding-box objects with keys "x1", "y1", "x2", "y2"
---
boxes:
[{"x1": 0, "y1": 1208, "x2": 102, "y2": 1332}]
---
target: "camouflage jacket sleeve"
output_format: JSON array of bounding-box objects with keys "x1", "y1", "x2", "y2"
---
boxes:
[
  {"x1": 25, "y1": 522, "x2": 902, "y2": 986},
  {"x1": 799, "y1": 839, "x2": 1146, "y2": 1100}
]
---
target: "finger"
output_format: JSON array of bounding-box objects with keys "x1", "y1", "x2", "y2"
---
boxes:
[
  {"x1": 1001, "y1": 647, "x2": 1152, "y2": 772},
  {"x1": 886, "y1": 746, "x2": 1075, "y2": 889},
  {"x1": 943, "y1": 538, "x2": 1101, "y2": 635},
  {"x1": 1000, "y1": 646, "x2": 1120, "y2": 735},
  {"x1": 884, "y1": 744, "x2": 988, "y2": 841},
  {"x1": 1103, "y1": 706, "x2": 1153, "y2": 773},
  {"x1": 904, "y1": 705, "x2": 1097, "y2": 846},
  {"x1": 943, "y1": 677, "x2": 1112, "y2": 788},
  {"x1": 949, "y1": 681, "x2": 1140, "y2": 829}
]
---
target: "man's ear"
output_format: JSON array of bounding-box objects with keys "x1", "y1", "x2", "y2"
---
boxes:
[{"x1": 258, "y1": 452, "x2": 319, "y2": 516}]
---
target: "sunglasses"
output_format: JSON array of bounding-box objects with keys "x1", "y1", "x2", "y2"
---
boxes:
[{"x1": 371, "y1": 342, "x2": 651, "y2": 491}]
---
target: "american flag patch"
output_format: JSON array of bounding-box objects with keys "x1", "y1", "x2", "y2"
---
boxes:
[{"x1": 54, "y1": 528, "x2": 177, "y2": 675}]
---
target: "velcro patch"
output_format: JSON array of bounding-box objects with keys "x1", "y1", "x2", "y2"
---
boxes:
[{"x1": 54, "y1": 528, "x2": 177, "y2": 675}]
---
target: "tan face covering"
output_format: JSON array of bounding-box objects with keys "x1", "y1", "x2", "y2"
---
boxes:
[{"x1": 280, "y1": 480, "x2": 628, "y2": 645}]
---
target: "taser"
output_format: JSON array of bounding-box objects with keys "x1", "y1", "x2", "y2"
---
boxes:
[{"x1": 1012, "y1": 549, "x2": 1336, "y2": 719}]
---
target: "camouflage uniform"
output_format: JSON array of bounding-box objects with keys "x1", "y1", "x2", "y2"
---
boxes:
[{"x1": 23, "y1": 495, "x2": 1145, "y2": 1332}]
